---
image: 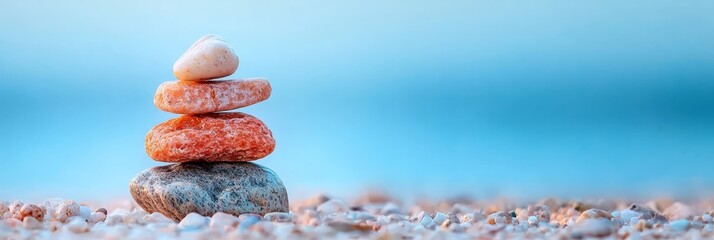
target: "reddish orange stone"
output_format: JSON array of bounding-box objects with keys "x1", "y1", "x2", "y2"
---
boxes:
[
  {"x1": 154, "y1": 78, "x2": 271, "y2": 114},
  {"x1": 145, "y1": 113, "x2": 275, "y2": 162}
]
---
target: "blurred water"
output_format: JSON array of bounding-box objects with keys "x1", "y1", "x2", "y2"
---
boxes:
[{"x1": 1, "y1": 0, "x2": 713, "y2": 201}]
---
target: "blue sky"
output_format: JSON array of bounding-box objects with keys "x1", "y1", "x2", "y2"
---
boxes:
[{"x1": 1, "y1": 1, "x2": 713, "y2": 201}]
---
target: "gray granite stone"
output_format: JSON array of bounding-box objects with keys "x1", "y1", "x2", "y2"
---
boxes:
[{"x1": 129, "y1": 162, "x2": 288, "y2": 221}]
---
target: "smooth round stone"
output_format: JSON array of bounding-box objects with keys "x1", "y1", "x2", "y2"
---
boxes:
[
  {"x1": 178, "y1": 212, "x2": 208, "y2": 230},
  {"x1": 145, "y1": 112, "x2": 275, "y2": 162},
  {"x1": 154, "y1": 78, "x2": 271, "y2": 114},
  {"x1": 129, "y1": 162, "x2": 289, "y2": 222},
  {"x1": 576, "y1": 209, "x2": 612, "y2": 224},
  {"x1": 173, "y1": 34, "x2": 239, "y2": 81},
  {"x1": 573, "y1": 219, "x2": 615, "y2": 238}
]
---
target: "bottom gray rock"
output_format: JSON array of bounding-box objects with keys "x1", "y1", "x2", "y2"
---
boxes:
[{"x1": 129, "y1": 162, "x2": 289, "y2": 221}]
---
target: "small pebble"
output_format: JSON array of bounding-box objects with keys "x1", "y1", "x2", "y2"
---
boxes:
[
  {"x1": 527, "y1": 216, "x2": 538, "y2": 225},
  {"x1": 88, "y1": 212, "x2": 106, "y2": 224},
  {"x1": 419, "y1": 213, "x2": 434, "y2": 229},
  {"x1": 210, "y1": 212, "x2": 239, "y2": 229},
  {"x1": 413, "y1": 211, "x2": 430, "y2": 222},
  {"x1": 486, "y1": 211, "x2": 513, "y2": 225},
  {"x1": 308, "y1": 218, "x2": 321, "y2": 227},
  {"x1": 14, "y1": 203, "x2": 44, "y2": 220},
  {"x1": 294, "y1": 209, "x2": 316, "y2": 225},
  {"x1": 264, "y1": 212, "x2": 293, "y2": 223},
  {"x1": 663, "y1": 202, "x2": 694, "y2": 220},
  {"x1": 619, "y1": 210, "x2": 641, "y2": 222},
  {"x1": 438, "y1": 219, "x2": 452, "y2": 229},
  {"x1": 669, "y1": 219, "x2": 690, "y2": 231},
  {"x1": 630, "y1": 217, "x2": 640, "y2": 225},
  {"x1": 22, "y1": 217, "x2": 42, "y2": 230},
  {"x1": 445, "y1": 212, "x2": 460, "y2": 224},
  {"x1": 8, "y1": 201, "x2": 23, "y2": 214},
  {"x1": 237, "y1": 214, "x2": 262, "y2": 232},
  {"x1": 0, "y1": 202, "x2": 8, "y2": 216},
  {"x1": 55, "y1": 200, "x2": 80, "y2": 223},
  {"x1": 635, "y1": 219, "x2": 651, "y2": 231},
  {"x1": 178, "y1": 212, "x2": 208, "y2": 231},
  {"x1": 469, "y1": 212, "x2": 487, "y2": 223},
  {"x1": 79, "y1": 206, "x2": 91, "y2": 220},
  {"x1": 317, "y1": 199, "x2": 348, "y2": 215},
  {"x1": 573, "y1": 219, "x2": 615, "y2": 238},
  {"x1": 380, "y1": 202, "x2": 402, "y2": 215},
  {"x1": 94, "y1": 208, "x2": 108, "y2": 215},
  {"x1": 123, "y1": 208, "x2": 148, "y2": 225},
  {"x1": 432, "y1": 212, "x2": 446, "y2": 226},
  {"x1": 576, "y1": 209, "x2": 612, "y2": 224},
  {"x1": 629, "y1": 204, "x2": 657, "y2": 219},
  {"x1": 702, "y1": 214, "x2": 712, "y2": 223}
]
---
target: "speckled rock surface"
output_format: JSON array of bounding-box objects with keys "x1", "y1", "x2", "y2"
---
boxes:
[
  {"x1": 145, "y1": 112, "x2": 275, "y2": 162},
  {"x1": 129, "y1": 162, "x2": 288, "y2": 221},
  {"x1": 173, "y1": 34, "x2": 239, "y2": 81},
  {"x1": 154, "y1": 78, "x2": 271, "y2": 114}
]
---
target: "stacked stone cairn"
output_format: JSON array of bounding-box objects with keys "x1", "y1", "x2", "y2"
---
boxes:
[{"x1": 130, "y1": 34, "x2": 289, "y2": 221}]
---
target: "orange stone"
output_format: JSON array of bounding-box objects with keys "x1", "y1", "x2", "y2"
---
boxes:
[
  {"x1": 154, "y1": 78, "x2": 271, "y2": 114},
  {"x1": 145, "y1": 113, "x2": 275, "y2": 162}
]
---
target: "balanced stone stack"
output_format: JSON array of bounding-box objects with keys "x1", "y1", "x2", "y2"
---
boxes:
[{"x1": 129, "y1": 34, "x2": 289, "y2": 221}]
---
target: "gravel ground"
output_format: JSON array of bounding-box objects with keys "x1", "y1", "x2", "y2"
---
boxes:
[{"x1": 1, "y1": 193, "x2": 714, "y2": 239}]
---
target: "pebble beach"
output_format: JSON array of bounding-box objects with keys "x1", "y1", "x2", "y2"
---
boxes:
[{"x1": 2, "y1": 193, "x2": 714, "y2": 239}]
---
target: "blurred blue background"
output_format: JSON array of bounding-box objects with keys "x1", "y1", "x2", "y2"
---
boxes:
[{"x1": 1, "y1": 1, "x2": 713, "y2": 201}]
